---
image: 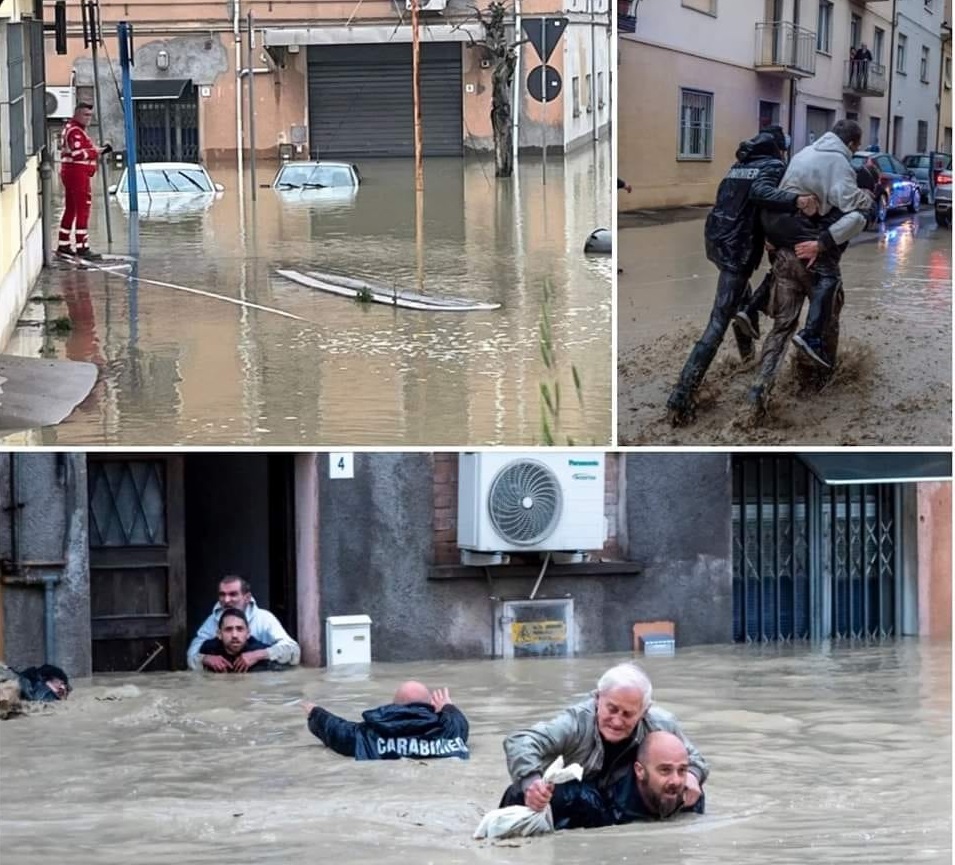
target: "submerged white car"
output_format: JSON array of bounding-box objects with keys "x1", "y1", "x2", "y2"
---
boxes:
[
  {"x1": 109, "y1": 162, "x2": 224, "y2": 218},
  {"x1": 271, "y1": 161, "x2": 361, "y2": 190}
]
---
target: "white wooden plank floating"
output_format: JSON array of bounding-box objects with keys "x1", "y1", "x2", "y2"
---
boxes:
[{"x1": 276, "y1": 269, "x2": 501, "y2": 312}]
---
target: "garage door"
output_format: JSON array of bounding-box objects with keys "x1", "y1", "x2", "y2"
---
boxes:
[{"x1": 307, "y1": 43, "x2": 463, "y2": 158}]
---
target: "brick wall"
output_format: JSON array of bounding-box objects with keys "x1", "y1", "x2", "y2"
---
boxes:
[{"x1": 431, "y1": 453, "x2": 622, "y2": 564}]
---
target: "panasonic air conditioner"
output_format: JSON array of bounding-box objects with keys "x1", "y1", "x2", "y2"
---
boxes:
[
  {"x1": 405, "y1": 0, "x2": 448, "y2": 12},
  {"x1": 457, "y1": 453, "x2": 606, "y2": 563},
  {"x1": 45, "y1": 87, "x2": 75, "y2": 119}
]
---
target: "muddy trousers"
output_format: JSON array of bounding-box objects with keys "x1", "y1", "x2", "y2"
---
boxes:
[
  {"x1": 59, "y1": 168, "x2": 93, "y2": 251},
  {"x1": 671, "y1": 268, "x2": 753, "y2": 398},
  {"x1": 751, "y1": 249, "x2": 844, "y2": 398},
  {"x1": 800, "y1": 256, "x2": 842, "y2": 341}
]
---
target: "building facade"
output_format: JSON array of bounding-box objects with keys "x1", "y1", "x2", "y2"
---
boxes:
[
  {"x1": 42, "y1": 0, "x2": 610, "y2": 162},
  {"x1": 0, "y1": 0, "x2": 47, "y2": 351},
  {"x1": 936, "y1": 0, "x2": 951, "y2": 151},
  {"x1": 0, "y1": 451, "x2": 950, "y2": 679},
  {"x1": 618, "y1": 0, "x2": 948, "y2": 210}
]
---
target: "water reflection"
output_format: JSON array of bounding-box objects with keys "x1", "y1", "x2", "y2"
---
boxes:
[{"x1": 14, "y1": 149, "x2": 612, "y2": 445}]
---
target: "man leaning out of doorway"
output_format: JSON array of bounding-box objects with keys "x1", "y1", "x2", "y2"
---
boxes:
[{"x1": 187, "y1": 575, "x2": 301, "y2": 672}]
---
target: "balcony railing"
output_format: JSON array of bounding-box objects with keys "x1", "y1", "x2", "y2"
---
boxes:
[
  {"x1": 755, "y1": 21, "x2": 817, "y2": 78},
  {"x1": 843, "y1": 59, "x2": 886, "y2": 96}
]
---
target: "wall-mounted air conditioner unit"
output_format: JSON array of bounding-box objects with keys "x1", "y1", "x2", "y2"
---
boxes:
[
  {"x1": 45, "y1": 87, "x2": 75, "y2": 119},
  {"x1": 405, "y1": 0, "x2": 447, "y2": 12},
  {"x1": 457, "y1": 452, "x2": 606, "y2": 564}
]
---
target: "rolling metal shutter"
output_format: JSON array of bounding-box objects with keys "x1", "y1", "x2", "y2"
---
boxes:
[{"x1": 307, "y1": 42, "x2": 463, "y2": 158}]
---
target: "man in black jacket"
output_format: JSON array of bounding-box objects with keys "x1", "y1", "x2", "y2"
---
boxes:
[
  {"x1": 548, "y1": 731, "x2": 705, "y2": 830},
  {"x1": 666, "y1": 125, "x2": 819, "y2": 426},
  {"x1": 303, "y1": 681, "x2": 470, "y2": 760},
  {"x1": 196, "y1": 607, "x2": 285, "y2": 673}
]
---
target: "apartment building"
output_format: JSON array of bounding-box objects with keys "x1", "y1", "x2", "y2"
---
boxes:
[
  {"x1": 0, "y1": 0, "x2": 46, "y2": 351},
  {"x1": 887, "y1": 0, "x2": 944, "y2": 156},
  {"x1": 616, "y1": 0, "x2": 948, "y2": 210},
  {"x1": 42, "y1": 0, "x2": 610, "y2": 162},
  {"x1": 939, "y1": 0, "x2": 952, "y2": 150}
]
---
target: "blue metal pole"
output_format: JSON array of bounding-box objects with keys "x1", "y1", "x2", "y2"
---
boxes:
[{"x1": 118, "y1": 21, "x2": 138, "y2": 213}]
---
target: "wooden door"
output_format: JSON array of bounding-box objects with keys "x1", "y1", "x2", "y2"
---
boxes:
[{"x1": 88, "y1": 455, "x2": 186, "y2": 672}]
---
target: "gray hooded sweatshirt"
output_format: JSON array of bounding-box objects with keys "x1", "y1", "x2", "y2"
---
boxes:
[{"x1": 779, "y1": 132, "x2": 873, "y2": 246}]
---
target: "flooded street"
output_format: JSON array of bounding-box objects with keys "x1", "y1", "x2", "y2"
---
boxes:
[
  {"x1": 9, "y1": 149, "x2": 611, "y2": 445},
  {"x1": 1, "y1": 642, "x2": 950, "y2": 864},
  {"x1": 617, "y1": 212, "x2": 952, "y2": 445}
]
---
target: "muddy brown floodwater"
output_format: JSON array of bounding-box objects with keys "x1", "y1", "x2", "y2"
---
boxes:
[
  {"x1": 617, "y1": 212, "x2": 952, "y2": 445},
  {"x1": 8, "y1": 151, "x2": 611, "y2": 446},
  {"x1": 1, "y1": 642, "x2": 949, "y2": 864}
]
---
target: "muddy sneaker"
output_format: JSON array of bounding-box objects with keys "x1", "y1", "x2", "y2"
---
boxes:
[
  {"x1": 76, "y1": 248, "x2": 103, "y2": 261},
  {"x1": 55, "y1": 245, "x2": 75, "y2": 257},
  {"x1": 733, "y1": 309, "x2": 760, "y2": 341},
  {"x1": 665, "y1": 388, "x2": 695, "y2": 427},
  {"x1": 792, "y1": 332, "x2": 832, "y2": 369}
]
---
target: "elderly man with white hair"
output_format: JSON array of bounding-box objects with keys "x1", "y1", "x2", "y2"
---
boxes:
[{"x1": 499, "y1": 662, "x2": 708, "y2": 812}]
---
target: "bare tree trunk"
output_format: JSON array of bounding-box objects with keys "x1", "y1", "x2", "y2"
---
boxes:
[{"x1": 492, "y1": 55, "x2": 515, "y2": 177}]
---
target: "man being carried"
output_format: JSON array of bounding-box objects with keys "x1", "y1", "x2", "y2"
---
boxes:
[
  {"x1": 303, "y1": 681, "x2": 470, "y2": 760},
  {"x1": 195, "y1": 607, "x2": 288, "y2": 673},
  {"x1": 547, "y1": 730, "x2": 706, "y2": 830},
  {"x1": 187, "y1": 575, "x2": 300, "y2": 672},
  {"x1": 743, "y1": 120, "x2": 873, "y2": 372},
  {"x1": 666, "y1": 126, "x2": 819, "y2": 426},
  {"x1": 499, "y1": 663, "x2": 708, "y2": 813}
]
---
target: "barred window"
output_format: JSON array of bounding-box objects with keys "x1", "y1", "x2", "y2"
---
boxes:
[{"x1": 678, "y1": 88, "x2": 713, "y2": 160}]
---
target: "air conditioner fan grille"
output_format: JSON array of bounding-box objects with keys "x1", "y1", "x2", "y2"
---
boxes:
[{"x1": 487, "y1": 460, "x2": 562, "y2": 546}]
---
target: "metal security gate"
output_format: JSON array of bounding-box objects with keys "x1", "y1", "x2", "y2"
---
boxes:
[
  {"x1": 733, "y1": 456, "x2": 897, "y2": 642},
  {"x1": 135, "y1": 92, "x2": 199, "y2": 163},
  {"x1": 307, "y1": 43, "x2": 463, "y2": 157},
  {"x1": 821, "y1": 484, "x2": 896, "y2": 639}
]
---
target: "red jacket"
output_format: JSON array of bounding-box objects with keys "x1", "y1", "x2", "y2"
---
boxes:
[{"x1": 60, "y1": 119, "x2": 100, "y2": 176}]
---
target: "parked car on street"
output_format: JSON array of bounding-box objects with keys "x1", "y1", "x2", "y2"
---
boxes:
[
  {"x1": 271, "y1": 161, "x2": 361, "y2": 189},
  {"x1": 934, "y1": 166, "x2": 952, "y2": 227},
  {"x1": 109, "y1": 162, "x2": 225, "y2": 218},
  {"x1": 850, "y1": 151, "x2": 922, "y2": 222},
  {"x1": 901, "y1": 152, "x2": 951, "y2": 200}
]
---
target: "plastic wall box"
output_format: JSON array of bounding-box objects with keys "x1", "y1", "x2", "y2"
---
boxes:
[
  {"x1": 325, "y1": 614, "x2": 372, "y2": 665},
  {"x1": 640, "y1": 633, "x2": 676, "y2": 657}
]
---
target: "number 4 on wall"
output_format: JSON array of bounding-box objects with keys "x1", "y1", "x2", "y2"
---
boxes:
[{"x1": 329, "y1": 453, "x2": 354, "y2": 479}]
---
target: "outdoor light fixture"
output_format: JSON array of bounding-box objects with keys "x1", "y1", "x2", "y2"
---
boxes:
[{"x1": 156, "y1": 49, "x2": 169, "y2": 70}]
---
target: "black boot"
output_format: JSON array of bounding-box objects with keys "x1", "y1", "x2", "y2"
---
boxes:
[
  {"x1": 55, "y1": 244, "x2": 75, "y2": 257},
  {"x1": 76, "y1": 248, "x2": 103, "y2": 262}
]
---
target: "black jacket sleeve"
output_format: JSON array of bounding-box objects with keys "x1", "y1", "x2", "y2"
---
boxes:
[
  {"x1": 749, "y1": 161, "x2": 799, "y2": 213},
  {"x1": 306, "y1": 706, "x2": 360, "y2": 757},
  {"x1": 438, "y1": 705, "x2": 469, "y2": 742}
]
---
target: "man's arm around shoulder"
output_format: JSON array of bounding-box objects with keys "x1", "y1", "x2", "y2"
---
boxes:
[{"x1": 306, "y1": 705, "x2": 360, "y2": 757}]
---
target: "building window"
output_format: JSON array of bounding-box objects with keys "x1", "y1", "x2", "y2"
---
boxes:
[
  {"x1": 850, "y1": 14, "x2": 861, "y2": 49},
  {"x1": 597, "y1": 71, "x2": 604, "y2": 108},
  {"x1": 681, "y1": 0, "x2": 717, "y2": 15},
  {"x1": 873, "y1": 27, "x2": 885, "y2": 64},
  {"x1": 585, "y1": 73, "x2": 592, "y2": 113},
  {"x1": 897, "y1": 34, "x2": 907, "y2": 74},
  {"x1": 572, "y1": 76, "x2": 580, "y2": 118},
  {"x1": 759, "y1": 99, "x2": 780, "y2": 129},
  {"x1": 945, "y1": 56, "x2": 952, "y2": 90},
  {"x1": 917, "y1": 120, "x2": 929, "y2": 152},
  {"x1": 816, "y1": 1, "x2": 833, "y2": 54},
  {"x1": 678, "y1": 87, "x2": 713, "y2": 160},
  {"x1": 920, "y1": 46, "x2": 930, "y2": 82},
  {"x1": 1, "y1": 23, "x2": 28, "y2": 185}
]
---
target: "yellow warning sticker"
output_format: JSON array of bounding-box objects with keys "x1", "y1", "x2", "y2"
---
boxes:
[{"x1": 511, "y1": 620, "x2": 567, "y2": 645}]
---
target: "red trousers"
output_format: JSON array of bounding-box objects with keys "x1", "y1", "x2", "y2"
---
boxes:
[{"x1": 59, "y1": 165, "x2": 94, "y2": 250}]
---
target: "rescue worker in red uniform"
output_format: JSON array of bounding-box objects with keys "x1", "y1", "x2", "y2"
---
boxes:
[{"x1": 57, "y1": 102, "x2": 111, "y2": 260}]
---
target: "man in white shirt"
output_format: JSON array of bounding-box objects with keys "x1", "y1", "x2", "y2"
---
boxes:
[{"x1": 187, "y1": 575, "x2": 301, "y2": 672}]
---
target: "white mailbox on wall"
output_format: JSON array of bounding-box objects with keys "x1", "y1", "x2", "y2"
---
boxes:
[{"x1": 326, "y1": 615, "x2": 372, "y2": 665}]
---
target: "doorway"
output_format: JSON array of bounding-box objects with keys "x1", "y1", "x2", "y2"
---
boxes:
[{"x1": 87, "y1": 454, "x2": 297, "y2": 672}]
